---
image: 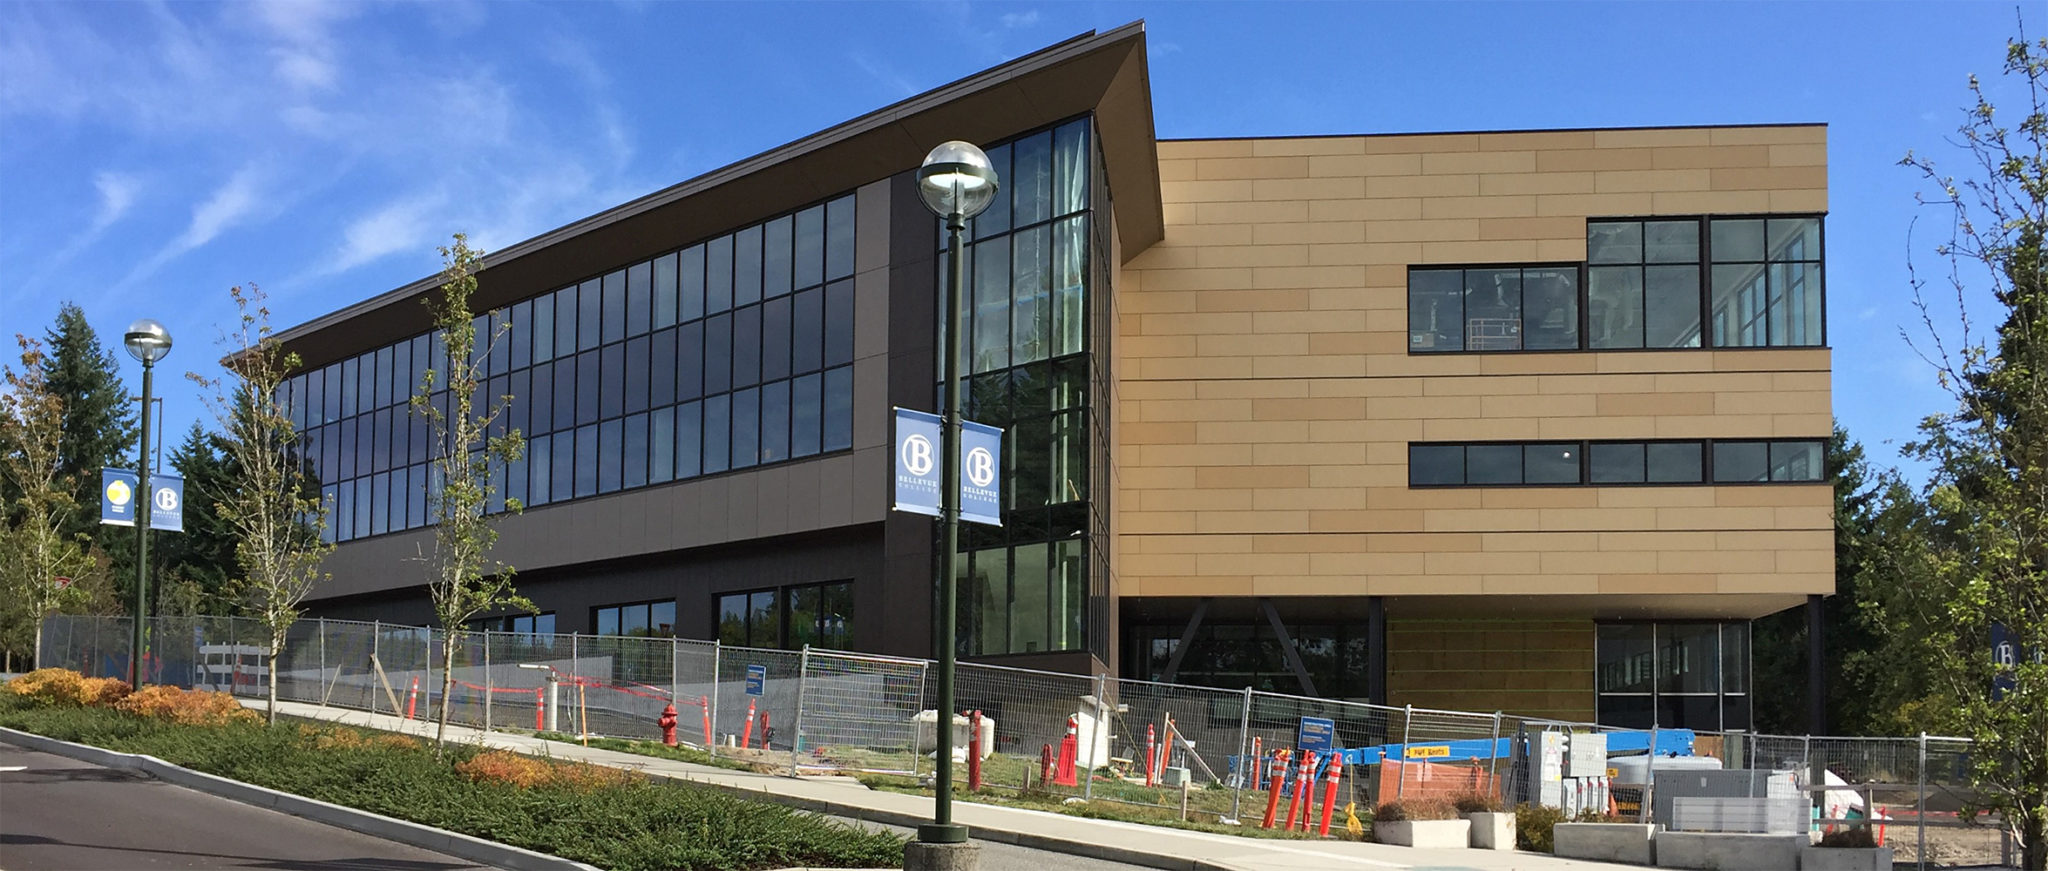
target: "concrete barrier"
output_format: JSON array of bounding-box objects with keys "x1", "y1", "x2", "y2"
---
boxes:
[
  {"x1": 1800, "y1": 846, "x2": 1895, "y2": 871},
  {"x1": 1373, "y1": 819, "x2": 1470, "y2": 849},
  {"x1": 1466, "y1": 812, "x2": 1515, "y2": 850},
  {"x1": 1555, "y1": 822, "x2": 1660, "y2": 865},
  {"x1": 1654, "y1": 830, "x2": 1803, "y2": 870}
]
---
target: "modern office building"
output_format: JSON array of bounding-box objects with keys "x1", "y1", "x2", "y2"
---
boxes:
[{"x1": 276, "y1": 23, "x2": 1831, "y2": 730}]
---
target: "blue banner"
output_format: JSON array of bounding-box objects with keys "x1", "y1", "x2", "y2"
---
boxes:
[
  {"x1": 959, "y1": 420, "x2": 1002, "y2": 527},
  {"x1": 101, "y1": 468, "x2": 139, "y2": 527},
  {"x1": 893, "y1": 408, "x2": 943, "y2": 518},
  {"x1": 148, "y1": 474, "x2": 184, "y2": 533},
  {"x1": 892, "y1": 408, "x2": 1004, "y2": 527}
]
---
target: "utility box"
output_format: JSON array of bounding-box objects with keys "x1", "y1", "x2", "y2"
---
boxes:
[
  {"x1": 1527, "y1": 731, "x2": 1567, "y2": 807},
  {"x1": 1654, "y1": 769, "x2": 1801, "y2": 832},
  {"x1": 1565, "y1": 732, "x2": 1608, "y2": 778},
  {"x1": 1161, "y1": 766, "x2": 1192, "y2": 787}
]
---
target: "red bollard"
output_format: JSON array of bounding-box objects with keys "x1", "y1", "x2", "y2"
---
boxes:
[
  {"x1": 1261, "y1": 749, "x2": 1289, "y2": 829},
  {"x1": 1144, "y1": 724, "x2": 1158, "y2": 787},
  {"x1": 1055, "y1": 715, "x2": 1079, "y2": 786},
  {"x1": 1318, "y1": 754, "x2": 1344, "y2": 837},
  {"x1": 967, "y1": 710, "x2": 984, "y2": 792},
  {"x1": 1284, "y1": 750, "x2": 1316, "y2": 831},
  {"x1": 760, "y1": 712, "x2": 772, "y2": 749},
  {"x1": 699, "y1": 695, "x2": 712, "y2": 746},
  {"x1": 534, "y1": 687, "x2": 545, "y2": 730},
  {"x1": 659, "y1": 703, "x2": 679, "y2": 747},
  {"x1": 741, "y1": 699, "x2": 757, "y2": 749},
  {"x1": 405, "y1": 675, "x2": 420, "y2": 720},
  {"x1": 1040, "y1": 744, "x2": 1054, "y2": 787}
]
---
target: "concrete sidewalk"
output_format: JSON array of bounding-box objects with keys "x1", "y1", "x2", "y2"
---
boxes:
[{"x1": 252, "y1": 698, "x2": 1647, "y2": 871}]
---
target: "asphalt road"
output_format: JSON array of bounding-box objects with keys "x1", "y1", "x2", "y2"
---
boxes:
[
  {"x1": 0, "y1": 744, "x2": 490, "y2": 871},
  {"x1": 841, "y1": 819, "x2": 1150, "y2": 871}
]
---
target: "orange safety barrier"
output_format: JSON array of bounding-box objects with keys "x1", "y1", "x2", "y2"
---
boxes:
[
  {"x1": 405, "y1": 675, "x2": 420, "y2": 720},
  {"x1": 1261, "y1": 749, "x2": 1289, "y2": 829},
  {"x1": 1317, "y1": 755, "x2": 1343, "y2": 837},
  {"x1": 1054, "y1": 715, "x2": 1078, "y2": 786},
  {"x1": 1284, "y1": 750, "x2": 1316, "y2": 831},
  {"x1": 1377, "y1": 758, "x2": 1496, "y2": 801},
  {"x1": 741, "y1": 699, "x2": 758, "y2": 749},
  {"x1": 1144, "y1": 724, "x2": 1157, "y2": 787},
  {"x1": 700, "y1": 695, "x2": 712, "y2": 746}
]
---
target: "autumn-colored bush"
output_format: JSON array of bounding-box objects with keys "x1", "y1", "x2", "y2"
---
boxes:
[
  {"x1": 7, "y1": 668, "x2": 87, "y2": 704},
  {"x1": 1374, "y1": 797, "x2": 1459, "y2": 822},
  {"x1": 114, "y1": 685, "x2": 259, "y2": 726},
  {"x1": 1452, "y1": 791, "x2": 1504, "y2": 814},
  {"x1": 6, "y1": 669, "x2": 132, "y2": 707},
  {"x1": 456, "y1": 750, "x2": 635, "y2": 792}
]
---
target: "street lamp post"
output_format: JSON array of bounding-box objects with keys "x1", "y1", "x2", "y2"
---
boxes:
[
  {"x1": 123, "y1": 318, "x2": 171, "y2": 688},
  {"x1": 914, "y1": 141, "x2": 997, "y2": 852}
]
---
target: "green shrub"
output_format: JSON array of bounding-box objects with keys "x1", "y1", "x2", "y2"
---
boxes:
[
  {"x1": 0, "y1": 695, "x2": 903, "y2": 870},
  {"x1": 1374, "y1": 797, "x2": 1458, "y2": 821},
  {"x1": 1515, "y1": 802, "x2": 1570, "y2": 852},
  {"x1": 1452, "y1": 791, "x2": 1504, "y2": 814}
]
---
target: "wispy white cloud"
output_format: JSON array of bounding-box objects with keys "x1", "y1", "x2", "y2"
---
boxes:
[
  {"x1": 314, "y1": 192, "x2": 450, "y2": 278},
  {"x1": 115, "y1": 164, "x2": 269, "y2": 293},
  {"x1": 1000, "y1": 10, "x2": 1039, "y2": 29},
  {"x1": 90, "y1": 172, "x2": 140, "y2": 233},
  {"x1": 849, "y1": 52, "x2": 919, "y2": 98}
]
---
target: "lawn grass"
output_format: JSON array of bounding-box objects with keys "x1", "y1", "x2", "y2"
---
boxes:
[{"x1": 0, "y1": 692, "x2": 904, "y2": 871}]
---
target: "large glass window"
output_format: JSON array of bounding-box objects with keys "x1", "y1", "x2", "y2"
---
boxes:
[
  {"x1": 1598, "y1": 622, "x2": 1751, "y2": 730},
  {"x1": 1411, "y1": 215, "x2": 1823, "y2": 354},
  {"x1": 593, "y1": 600, "x2": 676, "y2": 637},
  {"x1": 714, "y1": 583, "x2": 848, "y2": 649}
]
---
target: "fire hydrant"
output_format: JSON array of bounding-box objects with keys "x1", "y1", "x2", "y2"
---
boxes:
[{"x1": 658, "y1": 703, "x2": 679, "y2": 747}]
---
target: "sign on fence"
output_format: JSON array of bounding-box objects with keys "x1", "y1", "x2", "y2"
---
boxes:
[
  {"x1": 1298, "y1": 716, "x2": 1334, "y2": 753},
  {"x1": 745, "y1": 664, "x2": 766, "y2": 697}
]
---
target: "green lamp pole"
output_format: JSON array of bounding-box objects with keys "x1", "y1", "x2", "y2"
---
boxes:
[
  {"x1": 914, "y1": 140, "x2": 998, "y2": 846},
  {"x1": 123, "y1": 318, "x2": 172, "y2": 687}
]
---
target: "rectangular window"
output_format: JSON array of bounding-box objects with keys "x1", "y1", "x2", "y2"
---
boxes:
[
  {"x1": 732, "y1": 305, "x2": 761, "y2": 388},
  {"x1": 734, "y1": 225, "x2": 762, "y2": 307},
  {"x1": 649, "y1": 407, "x2": 673, "y2": 484},
  {"x1": 527, "y1": 434, "x2": 550, "y2": 506},
  {"x1": 790, "y1": 373, "x2": 821, "y2": 458},
  {"x1": 703, "y1": 314, "x2": 731, "y2": 394},
  {"x1": 601, "y1": 269, "x2": 626, "y2": 345},
  {"x1": 626, "y1": 261, "x2": 652, "y2": 337},
  {"x1": 1408, "y1": 265, "x2": 1578, "y2": 352},
  {"x1": 576, "y1": 350, "x2": 600, "y2": 425},
  {"x1": 707, "y1": 235, "x2": 733, "y2": 314},
  {"x1": 552, "y1": 431, "x2": 574, "y2": 502},
  {"x1": 578, "y1": 278, "x2": 602, "y2": 351},
  {"x1": 598, "y1": 418, "x2": 622, "y2": 493},
  {"x1": 653, "y1": 252, "x2": 678, "y2": 329},
  {"x1": 677, "y1": 320, "x2": 703, "y2": 401},
  {"x1": 763, "y1": 215, "x2": 792, "y2": 299},
  {"x1": 822, "y1": 366, "x2": 853, "y2": 452},
  {"x1": 1597, "y1": 622, "x2": 1750, "y2": 731},
  {"x1": 761, "y1": 296, "x2": 791, "y2": 383},
  {"x1": 824, "y1": 280, "x2": 854, "y2": 367},
  {"x1": 730, "y1": 387, "x2": 759, "y2": 470},
  {"x1": 650, "y1": 328, "x2": 676, "y2": 408},
  {"x1": 681, "y1": 243, "x2": 707, "y2": 321},
  {"x1": 826, "y1": 194, "x2": 856, "y2": 281},
  {"x1": 574, "y1": 423, "x2": 598, "y2": 497},
  {"x1": 624, "y1": 335, "x2": 650, "y2": 415},
  {"x1": 792, "y1": 288, "x2": 823, "y2": 374},
  {"x1": 675, "y1": 400, "x2": 702, "y2": 479},
  {"x1": 599, "y1": 343, "x2": 624, "y2": 421},
  {"x1": 533, "y1": 293, "x2": 556, "y2": 365},
  {"x1": 760, "y1": 380, "x2": 789, "y2": 465},
  {"x1": 793, "y1": 205, "x2": 824, "y2": 290},
  {"x1": 623, "y1": 412, "x2": 648, "y2": 489},
  {"x1": 1414, "y1": 439, "x2": 1811, "y2": 487},
  {"x1": 702, "y1": 394, "x2": 730, "y2": 474},
  {"x1": 594, "y1": 600, "x2": 676, "y2": 638},
  {"x1": 552, "y1": 356, "x2": 576, "y2": 432}
]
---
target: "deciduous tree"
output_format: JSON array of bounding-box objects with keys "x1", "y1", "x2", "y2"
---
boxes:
[
  {"x1": 1881, "y1": 26, "x2": 2048, "y2": 869},
  {"x1": 415, "y1": 234, "x2": 529, "y2": 747},
  {"x1": 0, "y1": 335, "x2": 96, "y2": 670},
  {"x1": 190, "y1": 285, "x2": 333, "y2": 723}
]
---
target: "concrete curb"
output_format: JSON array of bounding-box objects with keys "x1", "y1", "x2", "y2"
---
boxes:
[{"x1": 0, "y1": 726, "x2": 602, "y2": 871}]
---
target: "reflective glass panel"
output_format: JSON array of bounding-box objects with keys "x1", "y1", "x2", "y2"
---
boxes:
[
  {"x1": 1409, "y1": 444, "x2": 1464, "y2": 486},
  {"x1": 1408, "y1": 269, "x2": 1464, "y2": 352},
  {"x1": 1712, "y1": 441, "x2": 1769, "y2": 482},
  {"x1": 623, "y1": 413, "x2": 648, "y2": 489},
  {"x1": 1525, "y1": 443, "x2": 1580, "y2": 484},
  {"x1": 626, "y1": 261, "x2": 651, "y2": 337},
  {"x1": 826, "y1": 194, "x2": 856, "y2": 281},
  {"x1": 792, "y1": 288, "x2": 823, "y2": 374},
  {"x1": 823, "y1": 366, "x2": 852, "y2": 452},
  {"x1": 1588, "y1": 266, "x2": 1644, "y2": 349},
  {"x1": 1647, "y1": 442, "x2": 1703, "y2": 483},
  {"x1": 790, "y1": 373, "x2": 820, "y2": 458},
  {"x1": 674, "y1": 400, "x2": 701, "y2": 479},
  {"x1": 1523, "y1": 267, "x2": 1579, "y2": 350},
  {"x1": 1770, "y1": 440, "x2": 1824, "y2": 482},
  {"x1": 732, "y1": 305, "x2": 760, "y2": 388},
  {"x1": 763, "y1": 215, "x2": 792, "y2": 299},
  {"x1": 1590, "y1": 442, "x2": 1646, "y2": 484},
  {"x1": 1464, "y1": 268, "x2": 1522, "y2": 351},
  {"x1": 578, "y1": 279, "x2": 602, "y2": 350},
  {"x1": 602, "y1": 270, "x2": 626, "y2": 345},
  {"x1": 793, "y1": 205, "x2": 824, "y2": 290},
  {"x1": 653, "y1": 252, "x2": 678, "y2": 328},
  {"x1": 1587, "y1": 221, "x2": 1642, "y2": 264},
  {"x1": 648, "y1": 407, "x2": 673, "y2": 484},
  {"x1": 706, "y1": 235, "x2": 733, "y2": 314},
  {"x1": 730, "y1": 387, "x2": 758, "y2": 470},
  {"x1": 734, "y1": 225, "x2": 762, "y2": 307},
  {"x1": 1710, "y1": 218, "x2": 1766, "y2": 262},
  {"x1": 760, "y1": 380, "x2": 789, "y2": 464},
  {"x1": 680, "y1": 244, "x2": 706, "y2": 321},
  {"x1": 1644, "y1": 220, "x2": 1699, "y2": 263},
  {"x1": 1466, "y1": 444, "x2": 1521, "y2": 484},
  {"x1": 824, "y1": 280, "x2": 854, "y2": 367},
  {"x1": 575, "y1": 423, "x2": 598, "y2": 497},
  {"x1": 1645, "y1": 264, "x2": 1703, "y2": 348},
  {"x1": 624, "y1": 336, "x2": 649, "y2": 414},
  {"x1": 701, "y1": 394, "x2": 729, "y2": 474}
]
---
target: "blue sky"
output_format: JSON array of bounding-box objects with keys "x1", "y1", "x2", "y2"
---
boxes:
[{"x1": 0, "y1": 1, "x2": 2030, "y2": 480}]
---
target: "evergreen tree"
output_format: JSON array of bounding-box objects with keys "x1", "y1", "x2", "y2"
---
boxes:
[
  {"x1": 155, "y1": 422, "x2": 241, "y2": 614},
  {"x1": 39, "y1": 302, "x2": 139, "y2": 592}
]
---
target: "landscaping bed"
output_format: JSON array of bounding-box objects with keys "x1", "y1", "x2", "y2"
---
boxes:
[{"x1": 0, "y1": 674, "x2": 903, "y2": 871}]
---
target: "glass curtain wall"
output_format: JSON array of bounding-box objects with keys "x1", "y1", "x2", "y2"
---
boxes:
[
  {"x1": 939, "y1": 116, "x2": 1102, "y2": 659},
  {"x1": 281, "y1": 193, "x2": 858, "y2": 544},
  {"x1": 1596, "y1": 621, "x2": 1751, "y2": 730}
]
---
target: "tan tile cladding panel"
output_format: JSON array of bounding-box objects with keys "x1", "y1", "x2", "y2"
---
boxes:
[
  {"x1": 1386, "y1": 618, "x2": 1596, "y2": 722},
  {"x1": 1118, "y1": 127, "x2": 1832, "y2": 607}
]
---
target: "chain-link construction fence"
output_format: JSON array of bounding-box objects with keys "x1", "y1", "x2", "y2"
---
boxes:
[{"x1": 36, "y1": 615, "x2": 2016, "y2": 867}]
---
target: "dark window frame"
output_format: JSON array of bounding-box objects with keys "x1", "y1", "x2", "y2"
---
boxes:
[
  {"x1": 591, "y1": 598, "x2": 678, "y2": 638},
  {"x1": 1409, "y1": 438, "x2": 1828, "y2": 488}
]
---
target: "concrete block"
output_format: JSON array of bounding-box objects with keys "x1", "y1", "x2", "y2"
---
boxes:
[
  {"x1": 1466, "y1": 811, "x2": 1516, "y2": 850},
  {"x1": 1654, "y1": 830, "x2": 1803, "y2": 870},
  {"x1": 1799, "y1": 846, "x2": 1894, "y2": 871},
  {"x1": 904, "y1": 841, "x2": 981, "y2": 871},
  {"x1": 1555, "y1": 822, "x2": 1660, "y2": 865},
  {"x1": 1374, "y1": 819, "x2": 1471, "y2": 849}
]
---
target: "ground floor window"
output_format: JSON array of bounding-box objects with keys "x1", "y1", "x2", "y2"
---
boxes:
[
  {"x1": 716, "y1": 581, "x2": 851, "y2": 650},
  {"x1": 1596, "y1": 621, "x2": 1750, "y2": 731},
  {"x1": 1125, "y1": 620, "x2": 1373, "y2": 700},
  {"x1": 594, "y1": 600, "x2": 676, "y2": 637},
  {"x1": 465, "y1": 612, "x2": 557, "y2": 640}
]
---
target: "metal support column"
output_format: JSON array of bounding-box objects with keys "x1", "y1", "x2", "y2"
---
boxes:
[
  {"x1": 1231, "y1": 685, "x2": 1253, "y2": 821},
  {"x1": 790, "y1": 645, "x2": 811, "y2": 776},
  {"x1": 369, "y1": 620, "x2": 381, "y2": 715},
  {"x1": 1807, "y1": 594, "x2": 1826, "y2": 735},
  {"x1": 483, "y1": 630, "x2": 493, "y2": 733},
  {"x1": 1366, "y1": 596, "x2": 1387, "y2": 707}
]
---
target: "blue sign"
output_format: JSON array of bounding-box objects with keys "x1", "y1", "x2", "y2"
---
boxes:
[
  {"x1": 893, "y1": 408, "x2": 943, "y2": 518},
  {"x1": 959, "y1": 420, "x2": 1002, "y2": 527},
  {"x1": 148, "y1": 474, "x2": 184, "y2": 533},
  {"x1": 1298, "y1": 716, "x2": 1335, "y2": 754},
  {"x1": 745, "y1": 664, "x2": 766, "y2": 697},
  {"x1": 101, "y1": 468, "x2": 139, "y2": 527},
  {"x1": 102, "y1": 469, "x2": 184, "y2": 531},
  {"x1": 1994, "y1": 623, "x2": 2018, "y2": 701},
  {"x1": 892, "y1": 408, "x2": 1003, "y2": 527}
]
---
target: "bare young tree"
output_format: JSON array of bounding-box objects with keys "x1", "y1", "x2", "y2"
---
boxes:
[
  {"x1": 0, "y1": 335, "x2": 95, "y2": 671},
  {"x1": 415, "y1": 234, "x2": 529, "y2": 747},
  {"x1": 190, "y1": 285, "x2": 333, "y2": 724}
]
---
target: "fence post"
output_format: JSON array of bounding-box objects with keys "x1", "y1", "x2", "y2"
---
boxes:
[
  {"x1": 317, "y1": 618, "x2": 327, "y2": 707},
  {"x1": 708, "y1": 640, "x2": 721, "y2": 760},
  {"x1": 483, "y1": 630, "x2": 493, "y2": 733},
  {"x1": 790, "y1": 645, "x2": 811, "y2": 777},
  {"x1": 671, "y1": 637, "x2": 681, "y2": 735},
  {"x1": 1231, "y1": 686, "x2": 1253, "y2": 821},
  {"x1": 1642, "y1": 719, "x2": 1660, "y2": 823},
  {"x1": 1396, "y1": 704, "x2": 1413, "y2": 801},
  {"x1": 1487, "y1": 711, "x2": 1503, "y2": 795},
  {"x1": 369, "y1": 620, "x2": 381, "y2": 716},
  {"x1": 1916, "y1": 732, "x2": 1927, "y2": 871},
  {"x1": 1083, "y1": 672, "x2": 1104, "y2": 802}
]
